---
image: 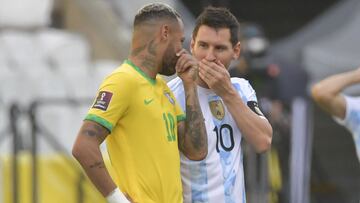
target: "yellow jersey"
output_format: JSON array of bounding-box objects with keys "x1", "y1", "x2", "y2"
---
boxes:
[{"x1": 85, "y1": 60, "x2": 185, "y2": 203}]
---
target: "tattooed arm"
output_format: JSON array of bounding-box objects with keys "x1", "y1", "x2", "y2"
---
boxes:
[
  {"x1": 72, "y1": 120, "x2": 117, "y2": 197},
  {"x1": 177, "y1": 85, "x2": 207, "y2": 160},
  {"x1": 176, "y1": 50, "x2": 208, "y2": 160}
]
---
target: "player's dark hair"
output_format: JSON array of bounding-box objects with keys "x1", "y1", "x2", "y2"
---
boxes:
[
  {"x1": 134, "y1": 3, "x2": 180, "y2": 27},
  {"x1": 193, "y1": 6, "x2": 240, "y2": 46}
]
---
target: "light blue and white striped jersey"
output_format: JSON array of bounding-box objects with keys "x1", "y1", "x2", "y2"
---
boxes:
[
  {"x1": 168, "y1": 77, "x2": 261, "y2": 203},
  {"x1": 334, "y1": 96, "x2": 360, "y2": 162}
]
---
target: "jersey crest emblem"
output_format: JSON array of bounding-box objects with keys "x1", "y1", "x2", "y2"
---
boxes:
[{"x1": 209, "y1": 100, "x2": 225, "y2": 120}]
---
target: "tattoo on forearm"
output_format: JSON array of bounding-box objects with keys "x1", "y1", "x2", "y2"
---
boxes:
[
  {"x1": 89, "y1": 161, "x2": 105, "y2": 169},
  {"x1": 185, "y1": 88, "x2": 206, "y2": 150},
  {"x1": 81, "y1": 122, "x2": 108, "y2": 143},
  {"x1": 83, "y1": 129, "x2": 97, "y2": 137},
  {"x1": 192, "y1": 68, "x2": 198, "y2": 81},
  {"x1": 83, "y1": 124, "x2": 106, "y2": 137}
]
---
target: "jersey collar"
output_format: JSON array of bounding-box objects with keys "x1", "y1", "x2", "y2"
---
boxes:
[{"x1": 125, "y1": 59, "x2": 156, "y2": 85}]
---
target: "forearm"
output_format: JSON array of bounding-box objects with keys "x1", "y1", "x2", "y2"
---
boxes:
[
  {"x1": 311, "y1": 68, "x2": 360, "y2": 118},
  {"x1": 73, "y1": 141, "x2": 116, "y2": 197},
  {"x1": 222, "y1": 92, "x2": 272, "y2": 153},
  {"x1": 312, "y1": 69, "x2": 360, "y2": 98},
  {"x1": 181, "y1": 83, "x2": 207, "y2": 160}
]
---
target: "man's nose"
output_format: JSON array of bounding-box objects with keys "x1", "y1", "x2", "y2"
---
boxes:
[{"x1": 205, "y1": 50, "x2": 216, "y2": 62}]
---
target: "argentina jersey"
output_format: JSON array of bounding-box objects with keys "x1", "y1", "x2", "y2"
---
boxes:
[
  {"x1": 335, "y1": 96, "x2": 360, "y2": 161},
  {"x1": 168, "y1": 77, "x2": 259, "y2": 203}
]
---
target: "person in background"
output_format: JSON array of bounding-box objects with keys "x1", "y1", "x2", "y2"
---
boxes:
[
  {"x1": 312, "y1": 67, "x2": 360, "y2": 162},
  {"x1": 168, "y1": 7, "x2": 273, "y2": 203},
  {"x1": 72, "y1": 3, "x2": 207, "y2": 203}
]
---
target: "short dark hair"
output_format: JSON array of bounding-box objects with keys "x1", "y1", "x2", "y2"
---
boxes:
[
  {"x1": 193, "y1": 7, "x2": 240, "y2": 46},
  {"x1": 134, "y1": 3, "x2": 181, "y2": 27}
]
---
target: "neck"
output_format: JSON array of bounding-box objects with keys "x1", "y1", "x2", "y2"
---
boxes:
[
  {"x1": 129, "y1": 30, "x2": 160, "y2": 79},
  {"x1": 128, "y1": 54, "x2": 159, "y2": 79}
]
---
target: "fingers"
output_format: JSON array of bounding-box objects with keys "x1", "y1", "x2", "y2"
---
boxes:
[
  {"x1": 214, "y1": 59, "x2": 226, "y2": 69},
  {"x1": 199, "y1": 67, "x2": 214, "y2": 84},
  {"x1": 199, "y1": 59, "x2": 222, "y2": 79},
  {"x1": 175, "y1": 54, "x2": 188, "y2": 73},
  {"x1": 175, "y1": 49, "x2": 188, "y2": 72},
  {"x1": 176, "y1": 51, "x2": 198, "y2": 73},
  {"x1": 201, "y1": 59, "x2": 230, "y2": 77},
  {"x1": 176, "y1": 48, "x2": 187, "y2": 57},
  {"x1": 198, "y1": 59, "x2": 231, "y2": 89}
]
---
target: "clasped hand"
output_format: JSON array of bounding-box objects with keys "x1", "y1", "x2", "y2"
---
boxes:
[
  {"x1": 175, "y1": 49, "x2": 199, "y2": 85},
  {"x1": 198, "y1": 59, "x2": 234, "y2": 97}
]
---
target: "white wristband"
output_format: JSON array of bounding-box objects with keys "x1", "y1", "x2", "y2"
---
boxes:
[{"x1": 106, "y1": 188, "x2": 130, "y2": 203}]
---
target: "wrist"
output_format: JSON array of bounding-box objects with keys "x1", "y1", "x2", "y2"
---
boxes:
[
  {"x1": 106, "y1": 188, "x2": 130, "y2": 203},
  {"x1": 221, "y1": 87, "x2": 238, "y2": 102},
  {"x1": 182, "y1": 81, "x2": 198, "y2": 89}
]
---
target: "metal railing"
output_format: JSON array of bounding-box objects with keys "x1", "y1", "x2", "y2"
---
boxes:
[
  {"x1": 28, "y1": 98, "x2": 92, "y2": 203},
  {"x1": 0, "y1": 98, "x2": 92, "y2": 203}
]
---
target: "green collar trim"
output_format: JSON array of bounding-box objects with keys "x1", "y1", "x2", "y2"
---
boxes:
[{"x1": 125, "y1": 59, "x2": 156, "y2": 85}]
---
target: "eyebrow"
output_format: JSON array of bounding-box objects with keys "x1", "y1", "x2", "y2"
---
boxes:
[
  {"x1": 215, "y1": 44, "x2": 228, "y2": 49},
  {"x1": 197, "y1": 40, "x2": 228, "y2": 47}
]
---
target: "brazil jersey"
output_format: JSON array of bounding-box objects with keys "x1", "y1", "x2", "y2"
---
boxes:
[{"x1": 85, "y1": 60, "x2": 185, "y2": 203}]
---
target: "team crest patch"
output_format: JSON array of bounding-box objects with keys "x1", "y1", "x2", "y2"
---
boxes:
[
  {"x1": 92, "y1": 91, "x2": 113, "y2": 111},
  {"x1": 164, "y1": 91, "x2": 175, "y2": 105},
  {"x1": 209, "y1": 100, "x2": 225, "y2": 120}
]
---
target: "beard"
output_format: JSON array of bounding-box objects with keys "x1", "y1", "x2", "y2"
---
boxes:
[{"x1": 159, "y1": 43, "x2": 178, "y2": 76}]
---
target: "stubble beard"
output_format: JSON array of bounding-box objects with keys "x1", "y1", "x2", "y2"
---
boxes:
[{"x1": 160, "y1": 44, "x2": 178, "y2": 76}]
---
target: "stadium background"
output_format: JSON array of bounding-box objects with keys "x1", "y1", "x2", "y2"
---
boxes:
[{"x1": 0, "y1": 0, "x2": 359, "y2": 203}]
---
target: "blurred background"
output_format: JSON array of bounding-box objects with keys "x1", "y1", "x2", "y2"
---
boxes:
[{"x1": 0, "y1": 0, "x2": 359, "y2": 203}]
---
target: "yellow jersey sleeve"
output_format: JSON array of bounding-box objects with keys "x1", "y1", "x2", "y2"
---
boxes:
[
  {"x1": 174, "y1": 99, "x2": 185, "y2": 122},
  {"x1": 164, "y1": 82, "x2": 185, "y2": 122},
  {"x1": 85, "y1": 72, "x2": 135, "y2": 132}
]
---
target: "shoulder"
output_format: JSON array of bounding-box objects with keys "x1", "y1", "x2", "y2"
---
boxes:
[
  {"x1": 156, "y1": 75, "x2": 168, "y2": 86},
  {"x1": 108, "y1": 64, "x2": 136, "y2": 82},
  {"x1": 344, "y1": 95, "x2": 360, "y2": 105},
  {"x1": 344, "y1": 95, "x2": 360, "y2": 113},
  {"x1": 167, "y1": 77, "x2": 184, "y2": 92},
  {"x1": 231, "y1": 77, "x2": 253, "y2": 89},
  {"x1": 98, "y1": 65, "x2": 137, "y2": 92},
  {"x1": 334, "y1": 95, "x2": 360, "y2": 127},
  {"x1": 231, "y1": 77, "x2": 256, "y2": 100}
]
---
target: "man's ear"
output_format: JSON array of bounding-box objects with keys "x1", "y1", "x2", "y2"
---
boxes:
[
  {"x1": 233, "y1": 42, "x2": 241, "y2": 59},
  {"x1": 160, "y1": 24, "x2": 170, "y2": 40}
]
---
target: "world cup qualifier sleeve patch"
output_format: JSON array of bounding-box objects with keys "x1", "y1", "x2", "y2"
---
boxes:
[
  {"x1": 92, "y1": 91, "x2": 113, "y2": 111},
  {"x1": 247, "y1": 101, "x2": 264, "y2": 117}
]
